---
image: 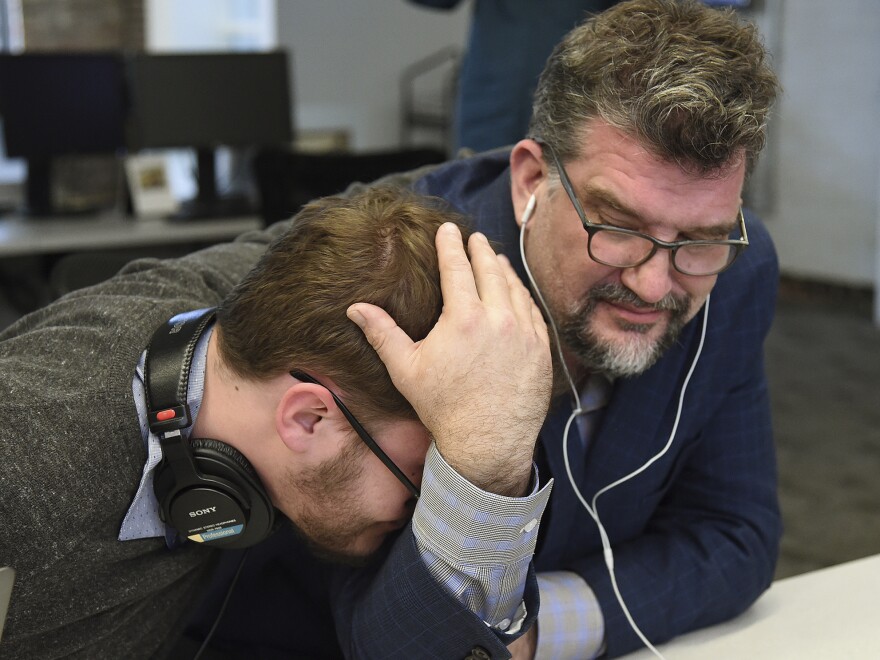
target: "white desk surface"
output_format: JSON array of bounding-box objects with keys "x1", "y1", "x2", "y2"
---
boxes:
[
  {"x1": 0, "y1": 213, "x2": 262, "y2": 258},
  {"x1": 622, "y1": 553, "x2": 880, "y2": 659}
]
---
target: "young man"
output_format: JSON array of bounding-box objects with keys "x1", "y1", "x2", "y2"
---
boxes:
[
  {"x1": 350, "y1": 1, "x2": 781, "y2": 657},
  {"x1": 0, "y1": 187, "x2": 552, "y2": 658}
]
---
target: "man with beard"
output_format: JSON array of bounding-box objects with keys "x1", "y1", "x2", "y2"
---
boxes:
[
  {"x1": 354, "y1": 0, "x2": 782, "y2": 657},
  {"x1": 182, "y1": 2, "x2": 781, "y2": 658},
  {"x1": 406, "y1": 0, "x2": 781, "y2": 658},
  {"x1": 0, "y1": 187, "x2": 553, "y2": 659}
]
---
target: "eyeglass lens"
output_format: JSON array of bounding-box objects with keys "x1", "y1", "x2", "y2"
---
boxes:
[{"x1": 589, "y1": 229, "x2": 736, "y2": 276}]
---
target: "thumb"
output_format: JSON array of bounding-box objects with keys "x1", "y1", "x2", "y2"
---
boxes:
[{"x1": 347, "y1": 303, "x2": 417, "y2": 382}]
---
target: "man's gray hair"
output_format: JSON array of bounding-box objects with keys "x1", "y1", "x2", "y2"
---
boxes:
[{"x1": 529, "y1": 0, "x2": 779, "y2": 177}]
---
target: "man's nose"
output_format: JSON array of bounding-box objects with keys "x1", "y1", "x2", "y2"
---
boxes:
[{"x1": 618, "y1": 249, "x2": 675, "y2": 305}]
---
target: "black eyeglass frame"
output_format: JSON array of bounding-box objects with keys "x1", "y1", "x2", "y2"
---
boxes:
[
  {"x1": 290, "y1": 370, "x2": 420, "y2": 499},
  {"x1": 536, "y1": 139, "x2": 749, "y2": 277}
]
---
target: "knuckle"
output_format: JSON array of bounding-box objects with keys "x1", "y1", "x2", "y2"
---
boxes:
[{"x1": 364, "y1": 326, "x2": 391, "y2": 353}]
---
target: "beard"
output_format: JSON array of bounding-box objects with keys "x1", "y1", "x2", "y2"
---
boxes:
[
  {"x1": 557, "y1": 282, "x2": 692, "y2": 379},
  {"x1": 282, "y1": 439, "x2": 392, "y2": 567}
]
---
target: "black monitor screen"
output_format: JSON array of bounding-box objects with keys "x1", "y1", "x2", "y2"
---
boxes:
[
  {"x1": 126, "y1": 51, "x2": 293, "y2": 150},
  {"x1": 0, "y1": 52, "x2": 126, "y2": 158}
]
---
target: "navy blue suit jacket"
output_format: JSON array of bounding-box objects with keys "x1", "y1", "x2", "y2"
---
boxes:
[{"x1": 410, "y1": 148, "x2": 782, "y2": 656}]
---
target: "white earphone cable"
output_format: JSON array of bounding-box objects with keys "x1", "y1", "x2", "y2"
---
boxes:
[{"x1": 519, "y1": 208, "x2": 711, "y2": 659}]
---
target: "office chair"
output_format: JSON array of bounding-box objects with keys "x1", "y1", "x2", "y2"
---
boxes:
[
  {"x1": 48, "y1": 246, "x2": 196, "y2": 300},
  {"x1": 252, "y1": 147, "x2": 448, "y2": 225}
]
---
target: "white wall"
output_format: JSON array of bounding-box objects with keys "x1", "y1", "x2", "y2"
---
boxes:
[
  {"x1": 277, "y1": 0, "x2": 471, "y2": 151},
  {"x1": 147, "y1": 0, "x2": 278, "y2": 52},
  {"x1": 760, "y1": 0, "x2": 880, "y2": 290}
]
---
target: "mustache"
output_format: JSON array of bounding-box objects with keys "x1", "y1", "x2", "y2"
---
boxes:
[{"x1": 586, "y1": 283, "x2": 690, "y2": 314}]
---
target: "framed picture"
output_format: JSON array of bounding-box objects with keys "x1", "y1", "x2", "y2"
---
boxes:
[
  {"x1": 124, "y1": 154, "x2": 178, "y2": 217},
  {"x1": 0, "y1": 567, "x2": 14, "y2": 642}
]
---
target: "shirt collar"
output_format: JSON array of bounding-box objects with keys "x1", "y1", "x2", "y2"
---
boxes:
[{"x1": 118, "y1": 322, "x2": 215, "y2": 545}]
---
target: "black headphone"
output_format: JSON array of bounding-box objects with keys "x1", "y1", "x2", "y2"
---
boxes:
[{"x1": 145, "y1": 307, "x2": 275, "y2": 549}]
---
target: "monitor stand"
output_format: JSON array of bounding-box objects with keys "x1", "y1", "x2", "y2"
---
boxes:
[
  {"x1": 21, "y1": 157, "x2": 107, "y2": 218},
  {"x1": 23, "y1": 157, "x2": 55, "y2": 217},
  {"x1": 169, "y1": 147, "x2": 254, "y2": 221}
]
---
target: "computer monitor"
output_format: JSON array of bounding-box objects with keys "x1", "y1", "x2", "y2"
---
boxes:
[
  {"x1": 125, "y1": 51, "x2": 293, "y2": 219},
  {"x1": 0, "y1": 52, "x2": 127, "y2": 216}
]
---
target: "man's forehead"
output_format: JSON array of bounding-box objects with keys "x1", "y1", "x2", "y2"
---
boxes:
[
  {"x1": 560, "y1": 165, "x2": 743, "y2": 236},
  {"x1": 583, "y1": 181, "x2": 741, "y2": 228},
  {"x1": 574, "y1": 120, "x2": 747, "y2": 179}
]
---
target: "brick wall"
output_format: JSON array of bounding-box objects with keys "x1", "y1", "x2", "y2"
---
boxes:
[
  {"x1": 20, "y1": 0, "x2": 144, "y2": 212},
  {"x1": 21, "y1": 0, "x2": 143, "y2": 50}
]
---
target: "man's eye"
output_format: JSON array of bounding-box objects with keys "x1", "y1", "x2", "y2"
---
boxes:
[{"x1": 591, "y1": 212, "x2": 623, "y2": 229}]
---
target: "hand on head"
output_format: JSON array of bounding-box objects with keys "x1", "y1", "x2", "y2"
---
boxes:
[{"x1": 347, "y1": 222, "x2": 552, "y2": 497}]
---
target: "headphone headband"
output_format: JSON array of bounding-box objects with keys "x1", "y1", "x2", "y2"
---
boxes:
[{"x1": 145, "y1": 308, "x2": 216, "y2": 434}]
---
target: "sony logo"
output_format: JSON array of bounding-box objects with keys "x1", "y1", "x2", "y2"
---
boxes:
[{"x1": 188, "y1": 507, "x2": 217, "y2": 517}]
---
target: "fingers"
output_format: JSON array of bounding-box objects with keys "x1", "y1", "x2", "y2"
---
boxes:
[
  {"x1": 498, "y1": 253, "x2": 550, "y2": 345},
  {"x1": 346, "y1": 303, "x2": 416, "y2": 385},
  {"x1": 436, "y1": 223, "x2": 514, "y2": 311},
  {"x1": 437, "y1": 223, "x2": 548, "y2": 342},
  {"x1": 468, "y1": 232, "x2": 514, "y2": 310},
  {"x1": 436, "y1": 223, "x2": 479, "y2": 305}
]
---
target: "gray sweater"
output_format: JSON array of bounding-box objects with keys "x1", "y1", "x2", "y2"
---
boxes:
[{"x1": 0, "y1": 222, "x2": 288, "y2": 659}]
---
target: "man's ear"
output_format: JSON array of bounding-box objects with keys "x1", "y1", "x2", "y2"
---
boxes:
[
  {"x1": 510, "y1": 139, "x2": 546, "y2": 228},
  {"x1": 275, "y1": 383, "x2": 339, "y2": 454}
]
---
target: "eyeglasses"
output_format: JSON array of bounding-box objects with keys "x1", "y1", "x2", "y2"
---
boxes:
[
  {"x1": 290, "y1": 370, "x2": 420, "y2": 499},
  {"x1": 539, "y1": 141, "x2": 749, "y2": 277}
]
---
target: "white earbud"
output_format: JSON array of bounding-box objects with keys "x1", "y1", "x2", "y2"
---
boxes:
[{"x1": 521, "y1": 193, "x2": 537, "y2": 225}]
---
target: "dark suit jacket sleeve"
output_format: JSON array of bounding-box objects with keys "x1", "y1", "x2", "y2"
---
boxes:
[{"x1": 331, "y1": 527, "x2": 539, "y2": 660}]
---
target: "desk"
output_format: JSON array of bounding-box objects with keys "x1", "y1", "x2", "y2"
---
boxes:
[
  {"x1": 0, "y1": 212, "x2": 262, "y2": 258},
  {"x1": 622, "y1": 554, "x2": 880, "y2": 658}
]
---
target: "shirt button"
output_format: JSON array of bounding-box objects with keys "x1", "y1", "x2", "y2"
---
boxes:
[
  {"x1": 497, "y1": 618, "x2": 511, "y2": 631},
  {"x1": 521, "y1": 518, "x2": 538, "y2": 533}
]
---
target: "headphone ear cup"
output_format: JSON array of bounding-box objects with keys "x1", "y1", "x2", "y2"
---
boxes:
[
  {"x1": 187, "y1": 438, "x2": 276, "y2": 548},
  {"x1": 157, "y1": 437, "x2": 275, "y2": 549},
  {"x1": 190, "y1": 437, "x2": 260, "y2": 481}
]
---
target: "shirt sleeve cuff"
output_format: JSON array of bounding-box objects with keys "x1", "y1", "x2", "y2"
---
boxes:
[
  {"x1": 413, "y1": 442, "x2": 552, "y2": 627},
  {"x1": 535, "y1": 571, "x2": 605, "y2": 660},
  {"x1": 413, "y1": 442, "x2": 552, "y2": 565}
]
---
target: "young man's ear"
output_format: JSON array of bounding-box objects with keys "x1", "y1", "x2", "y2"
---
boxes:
[
  {"x1": 509, "y1": 138, "x2": 547, "y2": 228},
  {"x1": 275, "y1": 383, "x2": 339, "y2": 454}
]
